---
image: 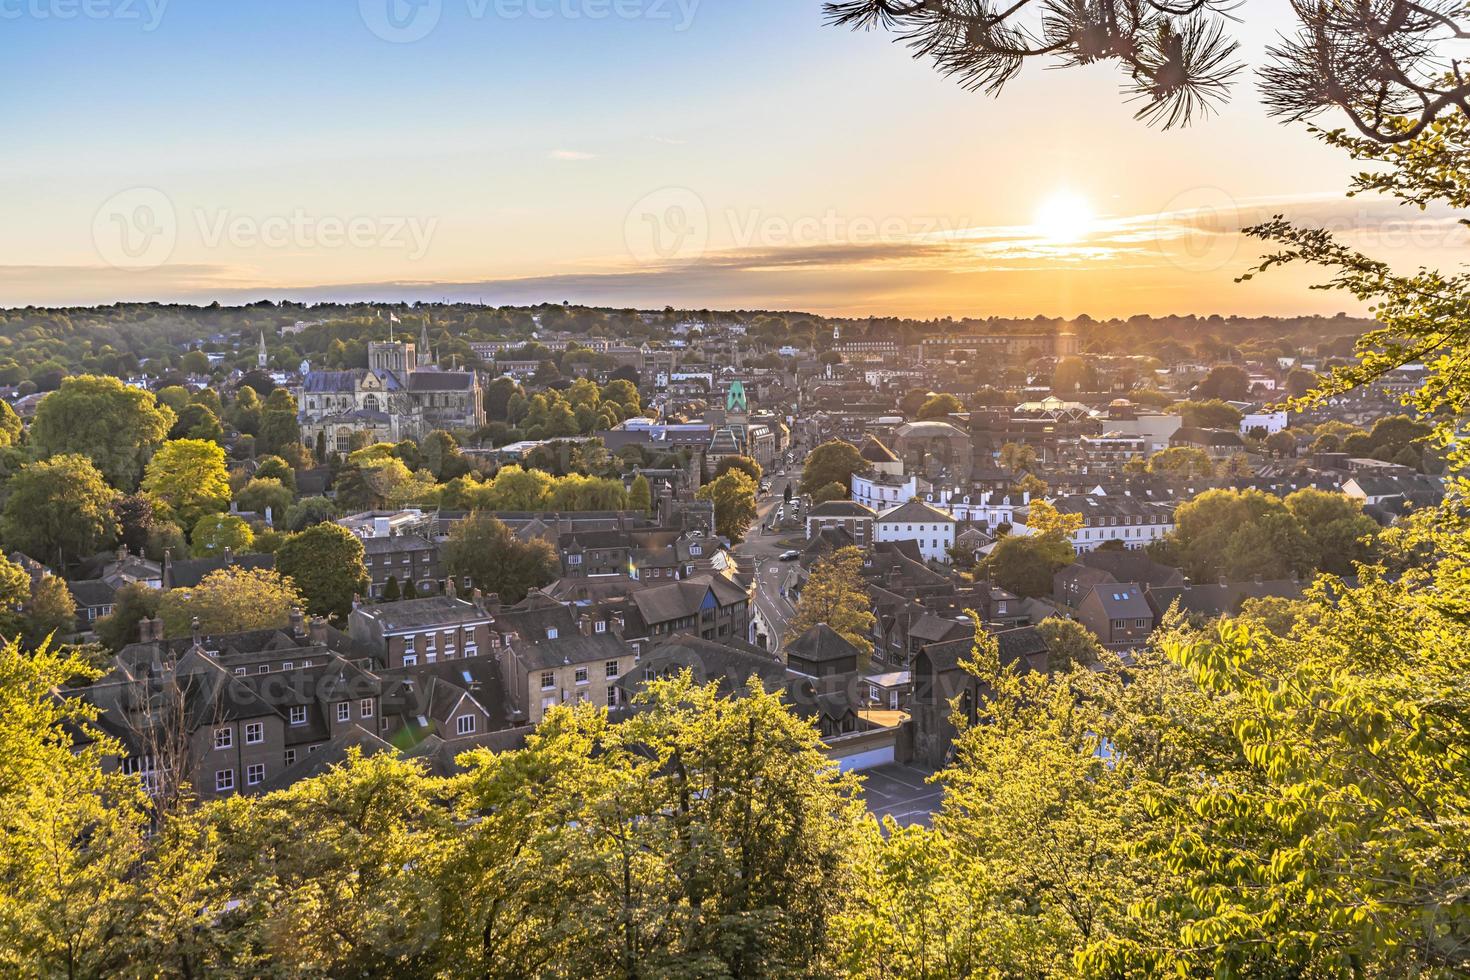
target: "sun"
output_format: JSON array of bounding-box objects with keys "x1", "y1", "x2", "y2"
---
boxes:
[{"x1": 1032, "y1": 190, "x2": 1096, "y2": 242}]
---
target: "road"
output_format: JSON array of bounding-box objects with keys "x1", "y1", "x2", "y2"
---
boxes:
[{"x1": 734, "y1": 457, "x2": 804, "y2": 653}]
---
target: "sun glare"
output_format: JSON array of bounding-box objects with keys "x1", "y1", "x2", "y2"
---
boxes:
[{"x1": 1032, "y1": 190, "x2": 1096, "y2": 242}]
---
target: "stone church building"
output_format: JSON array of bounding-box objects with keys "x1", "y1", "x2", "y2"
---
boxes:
[{"x1": 296, "y1": 330, "x2": 484, "y2": 452}]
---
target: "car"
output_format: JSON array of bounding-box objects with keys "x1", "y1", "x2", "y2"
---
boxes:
[{"x1": 778, "y1": 550, "x2": 800, "y2": 561}]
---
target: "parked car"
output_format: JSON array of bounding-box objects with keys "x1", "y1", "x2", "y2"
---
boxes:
[{"x1": 779, "y1": 550, "x2": 800, "y2": 561}]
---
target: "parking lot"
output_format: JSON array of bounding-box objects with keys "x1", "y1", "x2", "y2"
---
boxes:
[{"x1": 859, "y1": 763, "x2": 943, "y2": 828}]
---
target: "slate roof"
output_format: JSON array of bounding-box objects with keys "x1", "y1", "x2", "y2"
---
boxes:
[
  {"x1": 617, "y1": 634, "x2": 785, "y2": 696},
  {"x1": 1171, "y1": 426, "x2": 1245, "y2": 448},
  {"x1": 165, "y1": 553, "x2": 276, "y2": 589},
  {"x1": 66, "y1": 578, "x2": 117, "y2": 609},
  {"x1": 785, "y1": 623, "x2": 862, "y2": 665},
  {"x1": 1145, "y1": 579, "x2": 1304, "y2": 619},
  {"x1": 859, "y1": 435, "x2": 899, "y2": 463},
  {"x1": 807, "y1": 500, "x2": 876, "y2": 519},
  {"x1": 1084, "y1": 583, "x2": 1153, "y2": 620},
  {"x1": 920, "y1": 625, "x2": 1049, "y2": 673},
  {"x1": 406, "y1": 371, "x2": 475, "y2": 392},
  {"x1": 362, "y1": 596, "x2": 492, "y2": 632},
  {"x1": 301, "y1": 370, "x2": 361, "y2": 393},
  {"x1": 878, "y1": 499, "x2": 957, "y2": 524}
]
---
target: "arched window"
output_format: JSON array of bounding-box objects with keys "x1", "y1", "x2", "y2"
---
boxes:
[
  {"x1": 335, "y1": 427, "x2": 353, "y2": 453},
  {"x1": 362, "y1": 394, "x2": 380, "y2": 413}
]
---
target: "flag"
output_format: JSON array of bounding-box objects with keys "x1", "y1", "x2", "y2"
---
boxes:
[{"x1": 389, "y1": 312, "x2": 401, "y2": 324}]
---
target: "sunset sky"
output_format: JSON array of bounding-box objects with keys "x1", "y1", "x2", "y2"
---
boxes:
[{"x1": 4, "y1": 0, "x2": 1465, "y2": 317}]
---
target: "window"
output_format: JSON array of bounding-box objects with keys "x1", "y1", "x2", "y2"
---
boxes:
[
  {"x1": 213, "y1": 726, "x2": 232, "y2": 750},
  {"x1": 607, "y1": 686, "x2": 619, "y2": 706},
  {"x1": 546, "y1": 627, "x2": 559, "y2": 640},
  {"x1": 289, "y1": 706, "x2": 306, "y2": 726},
  {"x1": 568, "y1": 554, "x2": 582, "y2": 565},
  {"x1": 360, "y1": 698, "x2": 374, "y2": 719},
  {"x1": 605, "y1": 659, "x2": 620, "y2": 678},
  {"x1": 404, "y1": 635, "x2": 416, "y2": 654},
  {"x1": 245, "y1": 722, "x2": 264, "y2": 745},
  {"x1": 336, "y1": 702, "x2": 350, "y2": 723},
  {"x1": 215, "y1": 769, "x2": 235, "y2": 793},
  {"x1": 246, "y1": 763, "x2": 265, "y2": 786},
  {"x1": 257, "y1": 664, "x2": 270, "y2": 674},
  {"x1": 282, "y1": 661, "x2": 293, "y2": 671},
  {"x1": 595, "y1": 620, "x2": 607, "y2": 633},
  {"x1": 455, "y1": 714, "x2": 476, "y2": 736},
  {"x1": 284, "y1": 749, "x2": 297, "y2": 767},
  {"x1": 403, "y1": 653, "x2": 418, "y2": 667},
  {"x1": 425, "y1": 633, "x2": 436, "y2": 651},
  {"x1": 234, "y1": 667, "x2": 246, "y2": 676},
  {"x1": 574, "y1": 667, "x2": 588, "y2": 685}
]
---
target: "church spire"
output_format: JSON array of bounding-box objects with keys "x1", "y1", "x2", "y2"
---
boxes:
[{"x1": 257, "y1": 329, "x2": 268, "y2": 369}]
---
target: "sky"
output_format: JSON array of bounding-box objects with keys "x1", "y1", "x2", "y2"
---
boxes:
[{"x1": 2, "y1": 0, "x2": 1465, "y2": 318}]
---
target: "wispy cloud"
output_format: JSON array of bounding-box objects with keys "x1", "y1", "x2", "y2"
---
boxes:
[
  {"x1": 7, "y1": 192, "x2": 1465, "y2": 317},
  {"x1": 548, "y1": 149, "x2": 596, "y2": 161}
]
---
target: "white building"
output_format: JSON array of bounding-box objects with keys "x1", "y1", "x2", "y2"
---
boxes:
[
  {"x1": 1098, "y1": 413, "x2": 1183, "y2": 454},
  {"x1": 1017, "y1": 495, "x2": 1174, "y2": 553},
  {"x1": 875, "y1": 500, "x2": 957, "y2": 563},
  {"x1": 1240, "y1": 409, "x2": 1289, "y2": 435},
  {"x1": 852, "y1": 472, "x2": 920, "y2": 511}
]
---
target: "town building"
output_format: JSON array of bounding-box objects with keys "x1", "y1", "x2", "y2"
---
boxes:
[{"x1": 296, "y1": 334, "x2": 484, "y2": 450}]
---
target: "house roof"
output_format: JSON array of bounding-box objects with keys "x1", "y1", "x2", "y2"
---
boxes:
[
  {"x1": 807, "y1": 500, "x2": 876, "y2": 519},
  {"x1": 784, "y1": 623, "x2": 862, "y2": 665},
  {"x1": 406, "y1": 370, "x2": 475, "y2": 392},
  {"x1": 1084, "y1": 583, "x2": 1153, "y2": 620},
  {"x1": 166, "y1": 552, "x2": 276, "y2": 589},
  {"x1": 858, "y1": 435, "x2": 899, "y2": 463},
  {"x1": 358, "y1": 596, "x2": 491, "y2": 632},
  {"x1": 878, "y1": 499, "x2": 956, "y2": 524}
]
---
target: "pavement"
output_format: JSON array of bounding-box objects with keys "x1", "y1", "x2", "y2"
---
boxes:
[
  {"x1": 859, "y1": 763, "x2": 944, "y2": 828},
  {"x1": 734, "y1": 457, "x2": 804, "y2": 653}
]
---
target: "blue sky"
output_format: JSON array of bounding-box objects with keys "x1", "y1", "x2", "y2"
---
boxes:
[{"x1": 2, "y1": 1, "x2": 1461, "y2": 316}]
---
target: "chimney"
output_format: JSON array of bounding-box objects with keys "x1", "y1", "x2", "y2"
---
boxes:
[
  {"x1": 579, "y1": 613, "x2": 593, "y2": 637},
  {"x1": 308, "y1": 617, "x2": 327, "y2": 646},
  {"x1": 190, "y1": 617, "x2": 202, "y2": 648},
  {"x1": 1217, "y1": 574, "x2": 1228, "y2": 588},
  {"x1": 289, "y1": 607, "x2": 305, "y2": 637},
  {"x1": 223, "y1": 546, "x2": 233, "y2": 564},
  {"x1": 445, "y1": 576, "x2": 458, "y2": 599},
  {"x1": 116, "y1": 545, "x2": 128, "y2": 564},
  {"x1": 352, "y1": 593, "x2": 362, "y2": 611}
]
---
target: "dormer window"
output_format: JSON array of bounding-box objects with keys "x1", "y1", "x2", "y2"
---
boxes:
[{"x1": 546, "y1": 627, "x2": 558, "y2": 640}]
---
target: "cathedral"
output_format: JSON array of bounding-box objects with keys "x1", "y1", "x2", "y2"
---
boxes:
[{"x1": 295, "y1": 325, "x2": 484, "y2": 453}]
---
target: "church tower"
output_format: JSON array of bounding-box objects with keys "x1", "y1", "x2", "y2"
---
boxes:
[{"x1": 257, "y1": 330, "x2": 268, "y2": 369}]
